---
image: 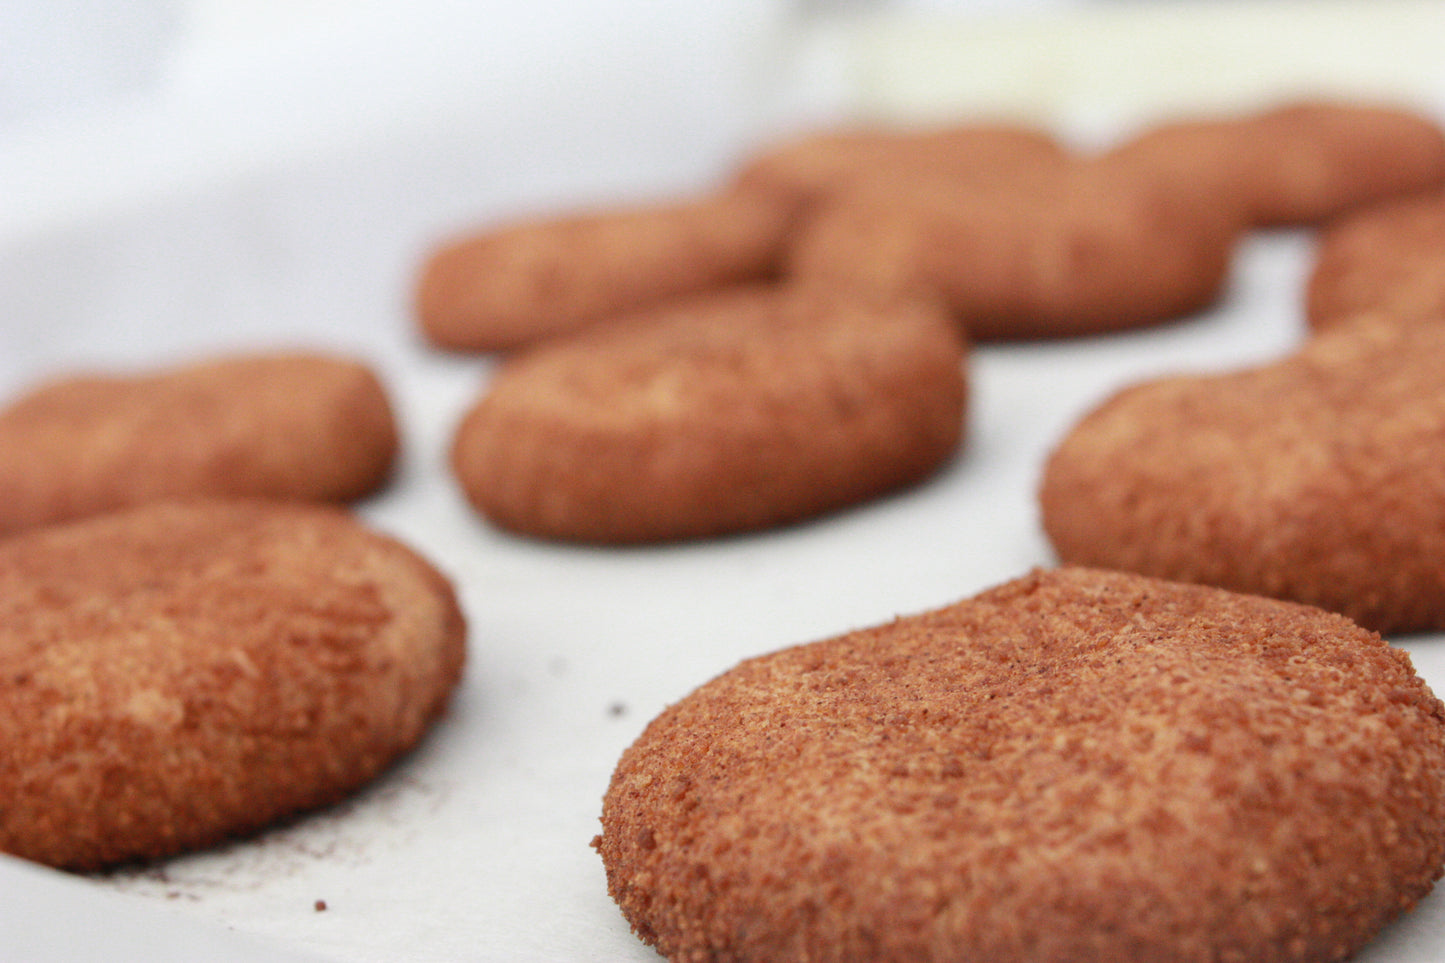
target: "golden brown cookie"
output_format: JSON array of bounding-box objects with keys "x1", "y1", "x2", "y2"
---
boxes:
[
  {"x1": 1306, "y1": 186, "x2": 1445, "y2": 331},
  {"x1": 785, "y1": 161, "x2": 1241, "y2": 341},
  {"x1": 731, "y1": 121, "x2": 1070, "y2": 211},
  {"x1": 0, "y1": 498, "x2": 466, "y2": 871},
  {"x1": 450, "y1": 284, "x2": 966, "y2": 543},
  {"x1": 1040, "y1": 315, "x2": 1445, "y2": 633},
  {"x1": 414, "y1": 187, "x2": 797, "y2": 352},
  {"x1": 1103, "y1": 100, "x2": 1445, "y2": 228},
  {"x1": 596, "y1": 566, "x2": 1445, "y2": 963},
  {"x1": 0, "y1": 351, "x2": 398, "y2": 536}
]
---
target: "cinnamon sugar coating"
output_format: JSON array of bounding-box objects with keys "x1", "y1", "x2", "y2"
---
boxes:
[
  {"x1": 450, "y1": 284, "x2": 967, "y2": 543},
  {"x1": 0, "y1": 351, "x2": 398, "y2": 536},
  {"x1": 1040, "y1": 316, "x2": 1445, "y2": 633},
  {"x1": 0, "y1": 499, "x2": 466, "y2": 870},
  {"x1": 596, "y1": 567, "x2": 1445, "y2": 963}
]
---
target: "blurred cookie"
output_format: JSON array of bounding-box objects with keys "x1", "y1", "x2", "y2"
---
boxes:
[
  {"x1": 450, "y1": 284, "x2": 967, "y2": 543},
  {"x1": 0, "y1": 351, "x2": 398, "y2": 536},
  {"x1": 1306, "y1": 186, "x2": 1445, "y2": 331},
  {"x1": 731, "y1": 121, "x2": 1070, "y2": 211},
  {"x1": 1103, "y1": 100, "x2": 1445, "y2": 227},
  {"x1": 0, "y1": 498, "x2": 466, "y2": 870},
  {"x1": 785, "y1": 162, "x2": 1240, "y2": 341},
  {"x1": 596, "y1": 566, "x2": 1445, "y2": 963},
  {"x1": 1040, "y1": 315, "x2": 1445, "y2": 633},
  {"x1": 414, "y1": 187, "x2": 796, "y2": 352}
]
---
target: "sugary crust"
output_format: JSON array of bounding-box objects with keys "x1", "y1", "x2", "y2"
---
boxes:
[
  {"x1": 414, "y1": 188, "x2": 797, "y2": 352},
  {"x1": 596, "y1": 567, "x2": 1445, "y2": 963},
  {"x1": 785, "y1": 161, "x2": 1240, "y2": 341},
  {"x1": 0, "y1": 351, "x2": 398, "y2": 536},
  {"x1": 731, "y1": 121, "x2": 1069, "y2": 211},
  {"x1": 1104, "y1": 100, "x2": 1445, "y2": 227},
  {"x1": 1040, "y1": 316, "x2": 1445, "y2": 633},
  {"x1": 1306, "y1": 186, "x2": 1445, "y2": 331},
  {"x1": 450, "y1": 284, "x2": 967, "y2": 543},
  {"x1": 0, "y1": 499, "x2": 466, "y2": 871}
]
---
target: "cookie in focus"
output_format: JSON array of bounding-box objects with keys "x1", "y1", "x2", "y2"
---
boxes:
[
  {"x1": 0, "y1": 498, "x2": 466, "y2": 871},
  {"x1": 596, "y1": 566, "x2": 1445, "y2": 963}
]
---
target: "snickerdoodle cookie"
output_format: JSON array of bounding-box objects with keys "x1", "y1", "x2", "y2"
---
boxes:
[
  {"x1": 1306, "y1": 186, "x2": 1445, "y2": 332},
  {"x1": 0, "y1": 498, "x2": 465, "y2": 870},
  {"x1": 1102, "y1": 100, "x2": 1445, "y2": 228},
  {"x1": 785, "y1": 159, "x2": 1242, "y2": 342},
  {"x1": 1040, "y1": 315, "x2": 1445, "y2": 633},
  {"x1": 451, "y1": 284, "x2": 967, "y2": 543},
  {"x1": 0, "y1": 351, "x2": 398, "y2": 536},
  {"x1": 596, "y1": 567, "x2": 1445, "y2": 963},
  {"x1": 731, "y1": 120, "x2": 1069, "y2": 212}
]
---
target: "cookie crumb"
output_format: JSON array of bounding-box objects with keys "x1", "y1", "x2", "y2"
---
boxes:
[{"x1": 314, "y1": 899, "x2": 328, "y2": 912}]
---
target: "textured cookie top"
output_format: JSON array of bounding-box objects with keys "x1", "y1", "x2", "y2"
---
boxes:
[
  {"x1": 451, "y1": 284, "x2": 967, "y2": 543},
  {"x1": 1040, "y1": 316, "x2": 1445, "y2": 633},
  {"x1": 473, "y1": 285, "x2": 957, "y2": 425},
  {"x1": 597, "y1": 567, "x2": 1445, "y2": 963},
  {"x1": 0, "y1": 351, "x2": 398, "y2": 535},
  {"x1": 0, "y1": 499, "x2": 465, "y2": 870}
]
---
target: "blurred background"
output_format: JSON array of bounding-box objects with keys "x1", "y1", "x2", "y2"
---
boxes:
[
  {"x1": 3, "y1": 0, "x2": 1443, "y2": 239},
  {"x1": 3, "y1": 0, "x2": 1442, "y2": 400}
]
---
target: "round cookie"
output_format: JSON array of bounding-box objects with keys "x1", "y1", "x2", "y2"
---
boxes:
[
  {"x1": 0, "y1": 498, "x2": 466, "y2": 871},
  {"x1": 784, "y1": 161, "x2": 1241, "y2": 341},
  {"x1": 0, "y1": 351, "x2": 398, "y2": 536},
  {"x1": 1102, "y1": 100, "x2": 1445, "y2": 228},
  {"x1": 414, "y1": 187, "x2": 797, "y2": 352},
  {"x1": 596, "y1": 566, "x2": 1445, "y2": 963},
  {"x1": 450, "y1": 284, "x2": 967, "y2": 543},
  {"x1": 1306, "y1": 186, "x2": 1445, "y2": 331},
  {"x1": 731, "y1": 121, "x2": 1070, "y2": 212},
  {"x1": 1040, "y1": 315, "x2": 1445, "y2": 634}
]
